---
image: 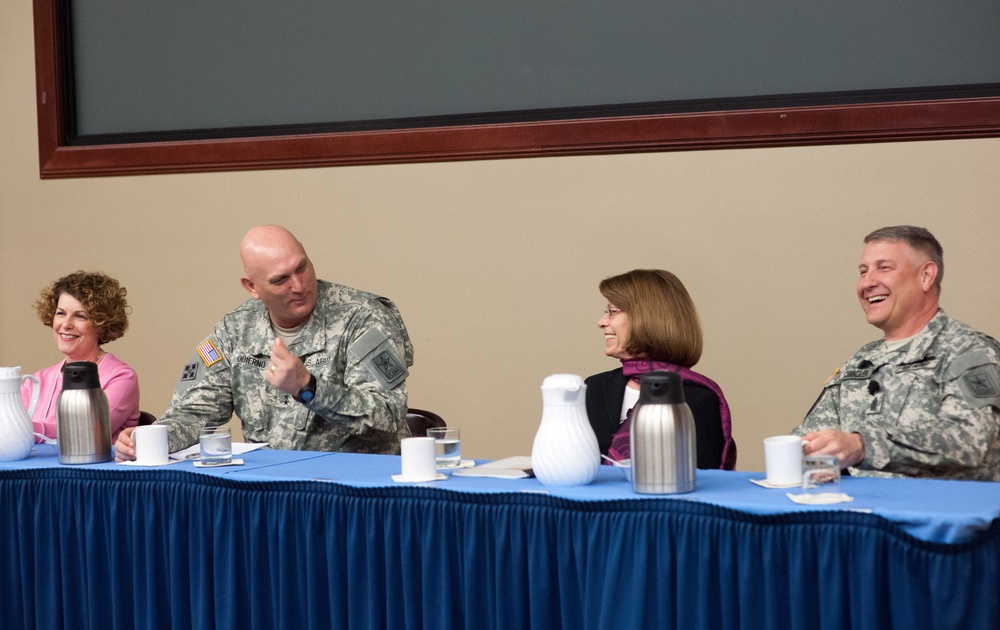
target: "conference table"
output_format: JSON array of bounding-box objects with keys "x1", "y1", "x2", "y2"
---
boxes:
[{"x1": 1, "y1": 445, "x2": 998, "y2": 630}]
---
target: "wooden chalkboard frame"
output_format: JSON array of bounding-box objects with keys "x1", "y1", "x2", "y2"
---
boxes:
[{"x1": 32, "y1": 0, "x2": 1000, "y2": 179}]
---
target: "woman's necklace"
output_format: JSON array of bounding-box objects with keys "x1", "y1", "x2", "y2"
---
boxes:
[{"x1": 84, "y1": 349, "x2": 107, "y2": 364}]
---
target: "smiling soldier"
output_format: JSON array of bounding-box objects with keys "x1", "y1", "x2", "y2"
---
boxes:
[
  {"x1": 793, "y1": 226, "x2": 1000, "y2": 480},
  {"x1": 115, "y1": 225, "x2": 413, "y2": 459}
]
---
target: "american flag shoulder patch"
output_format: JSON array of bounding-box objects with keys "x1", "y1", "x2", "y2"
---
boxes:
[{"x1": 197, "y1": 339, "x2": 223, "y2": 368}]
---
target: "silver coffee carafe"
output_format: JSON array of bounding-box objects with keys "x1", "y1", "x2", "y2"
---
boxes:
[
  {"x1": 631, "y1": 371, "x2": 696, "y2": 494},
  {"x1": 57, "y1": 361, "x2": 112, "y2": 464}
]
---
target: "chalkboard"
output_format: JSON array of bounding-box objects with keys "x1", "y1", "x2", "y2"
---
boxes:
[{"x1": 33, "y1": 0, "x2": 1000, "y2": 177}]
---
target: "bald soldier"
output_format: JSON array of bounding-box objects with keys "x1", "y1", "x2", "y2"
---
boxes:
[
  {"x1": 116, "y1": 225, "x2": 413, "y2": 458},
  {"x1": 795, "y1": 226, "x2": 1000, "y2": 480}
]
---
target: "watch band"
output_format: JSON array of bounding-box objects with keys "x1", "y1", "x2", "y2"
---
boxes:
[{"x1": 295, "y1": 373, "x2": 317, "y2": 403}]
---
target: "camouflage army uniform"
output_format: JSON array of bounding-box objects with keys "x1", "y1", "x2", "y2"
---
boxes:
[
  {"x1": 157, "y1": 280, "x2": 413, "y2": 454},
  {"x1": 795, "y1": 310, "x2": 1000, "y2": 480}
]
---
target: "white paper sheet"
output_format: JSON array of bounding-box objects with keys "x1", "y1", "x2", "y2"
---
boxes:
[
  {"x1": 450, "y1": 456, "x2": 533, "y2": 479},
  {"x1": 170, "y1": 442, "x2": 269, "y2": 461}
]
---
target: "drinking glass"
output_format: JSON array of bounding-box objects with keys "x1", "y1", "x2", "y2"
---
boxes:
[
  {"x1": 199, "y1": 426, "x2": 232, "y2": 465},
  {"x1": 427, "y1": 427, "x2": 461, "y2": 468},
  {"x1": 801, "y1": 454, "x2": 841, "y2": 497}
]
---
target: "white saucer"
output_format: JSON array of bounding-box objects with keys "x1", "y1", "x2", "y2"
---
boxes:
[
  {"x1": 391, "y1": 473, "x2": 447, "y2": 483},
  {"x1": 749, "y1": 477, "x2": 801, "y2": 489},
  {"x1": 119, "y1": 459, "x2": 183, "y2": 467}
]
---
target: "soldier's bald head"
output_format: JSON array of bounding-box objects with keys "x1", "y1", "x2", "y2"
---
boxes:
[
  {"x1": 239, "y1": 225, "x2": 317, "y2": 328},
  {"x1": 240, "y1": 225, "x2": 306, "y2": 280}
]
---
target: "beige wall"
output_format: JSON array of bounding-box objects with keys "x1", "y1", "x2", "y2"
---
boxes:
[{"x1": 3, "y1": 2, "x2": 999, "y2": 471}]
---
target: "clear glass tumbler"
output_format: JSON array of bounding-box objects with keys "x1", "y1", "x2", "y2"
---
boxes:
[
  {"x1": 801, "y1": 454, "x2": 841, "y2": 498},
  {"x1": 427, "y1": 427, "x2": 461, "y2": 468},
  {"x1": 199, "y1": 426, "x2": 232, "y2": 465}
]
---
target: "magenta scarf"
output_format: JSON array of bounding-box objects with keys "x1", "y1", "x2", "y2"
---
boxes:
[{"x1": 607, "y1": 359, "x2": 736, "y2": 470}]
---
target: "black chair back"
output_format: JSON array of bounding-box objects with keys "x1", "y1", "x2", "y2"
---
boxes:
[{"x1": 405, "y1": 408, "x2": 446, "y2": 437}]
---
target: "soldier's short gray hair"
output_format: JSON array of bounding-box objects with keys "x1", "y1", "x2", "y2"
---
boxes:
[{"x1": 864, "y1": 225, "x2": 944, "y2": 292}]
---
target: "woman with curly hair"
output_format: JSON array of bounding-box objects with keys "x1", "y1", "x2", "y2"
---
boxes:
[{"x1": 22, "y1": 271, "x2": 139, "y2": 442}]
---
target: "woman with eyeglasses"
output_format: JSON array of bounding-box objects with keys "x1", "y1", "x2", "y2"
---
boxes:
[{"x1": 586, "y1": 269, "x2": 736, "y2": 470}]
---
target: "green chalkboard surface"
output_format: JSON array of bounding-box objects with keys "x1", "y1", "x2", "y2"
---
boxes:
[{"x1": 33, "y1": 0, "x2": 1000, "y2": 177}]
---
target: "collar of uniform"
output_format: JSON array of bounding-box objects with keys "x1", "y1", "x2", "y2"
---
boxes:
[
  {"x1": 242, "y1": 310, "x2": 326, "y2": 356},
  {"x1": 286, "y1": 308, "x2": 327, "y2": 356},
  {"x1": 896, "y1": 308, "x2": 947, "y2": 365},
  {"x1": 242, "y1": 303, "x2": 275, "y2": 355},
  {"x1": 859, "y1": 308, "x2": 946, "y2": 368}
]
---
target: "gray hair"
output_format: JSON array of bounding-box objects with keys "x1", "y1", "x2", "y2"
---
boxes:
[{"x1": 864, "y1": 225, "x2": 943, "y2": 292}]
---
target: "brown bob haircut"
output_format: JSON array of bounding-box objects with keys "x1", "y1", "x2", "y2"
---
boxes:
[{"x1": 599, "y1": 269, "x2": 703, "y2": 368}]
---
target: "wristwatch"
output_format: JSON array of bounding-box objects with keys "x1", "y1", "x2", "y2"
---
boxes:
[{"x1": 295, "y1": 373, "x2": 317, "y2": 404}]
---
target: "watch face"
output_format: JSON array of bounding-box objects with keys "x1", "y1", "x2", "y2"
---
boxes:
[{"x1": 297, "y1": 373, "x2": 317, "y2": 403}]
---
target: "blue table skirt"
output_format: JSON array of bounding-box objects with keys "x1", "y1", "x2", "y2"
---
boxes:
[{"x1": 0, "y1": 446, "x2": 998, "y2": 629}]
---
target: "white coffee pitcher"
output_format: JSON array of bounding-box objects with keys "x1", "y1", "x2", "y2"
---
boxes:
[
  {"x1": 0, "y1": 366, "x2": 39, "y2": 461},
  {"x1": 531, "y1": 373, "x2": 600, "y2": 486}
]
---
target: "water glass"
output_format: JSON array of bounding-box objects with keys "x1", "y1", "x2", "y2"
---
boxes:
[
  {"x1": 427, "y1": 427, "x2": 461, "y2": 468},
  {"x1": 801, "y1": 454, "x2": 841, "y2": 497},
  {"x1": 199, "y1": 426, "x2": 232, "y2": 465}
]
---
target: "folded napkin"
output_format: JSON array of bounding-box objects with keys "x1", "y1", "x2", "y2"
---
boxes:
[
  {"x1": 391, "y1": 472, "x2": 446, "y2": 483},
  {"x1": 786, "y1": 492, "x2": 854, "y2": 505},
  {"x1": 438, "y1": 459, "x2": 475, "y2": 470},
  {"x1": 451, "y1": 456, "x2": 533, "y2": 479}
]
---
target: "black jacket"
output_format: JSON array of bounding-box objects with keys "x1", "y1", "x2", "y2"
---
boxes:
[{"x1": 585, "y1": 368, "x2": 726, "y2": 469}]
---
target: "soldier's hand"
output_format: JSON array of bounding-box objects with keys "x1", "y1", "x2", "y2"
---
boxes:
[
  {"x1": 801, "y1": 430, "x2": 865, "y2": 468},
  {"x1": 266, "y1": 338, "x2": 311, "y2": 396}
]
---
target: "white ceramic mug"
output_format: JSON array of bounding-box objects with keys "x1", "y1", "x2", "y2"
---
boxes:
[
  {"x1": 763, "y1": 435, "x2": 805, "y2": 486},
  {"x1": 133, "y1": 425, "x2": 169, "y2": 465},
  {"x1": 399, "y1": 437, "x2": 437, "y2": 481}
]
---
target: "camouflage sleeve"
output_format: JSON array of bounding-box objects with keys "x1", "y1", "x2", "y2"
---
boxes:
[
  {"x1": 303, "y1": 301, "x2": 410, "y2": 442},
  {"x1": 866, "y1": 347, "x2": 1000, "y2": 474},
  {"x1": 156, "y1": 331, "x2": 236, "y2": 452}
]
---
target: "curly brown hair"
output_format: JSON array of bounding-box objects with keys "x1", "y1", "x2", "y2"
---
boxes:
[{"x1": 35, "y1": 271, "x2": 130, "y2": 344}]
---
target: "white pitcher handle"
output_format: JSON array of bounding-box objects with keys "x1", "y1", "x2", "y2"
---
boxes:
[{"x1": 21, "y1": 374, "x2": 40, "y2": 418}]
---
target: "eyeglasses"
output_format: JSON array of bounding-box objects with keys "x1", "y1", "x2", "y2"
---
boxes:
[{"x1": 602, "y1": 307, "x2": 622, "y2": 319}]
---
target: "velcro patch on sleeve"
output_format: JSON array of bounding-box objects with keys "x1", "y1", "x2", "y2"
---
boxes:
[
  {"x1": 960, "y1": 367, "x2": 1000, "y2": 408},
  {"x1": 176, "y1": 354, "x2": 206, "y2": 395},
  {"x1": 349, "y1": 329, "x2": 408, "y2": 389},
  {"x1": 946, "y1": 348, "x2": 1000, "y2": 408},
  {"x1": 197, "y1": 339, "x2": 223, "y2": 368},
  {"x1": 371, "y1": 348, "x2": 407, "y2": 385}
]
